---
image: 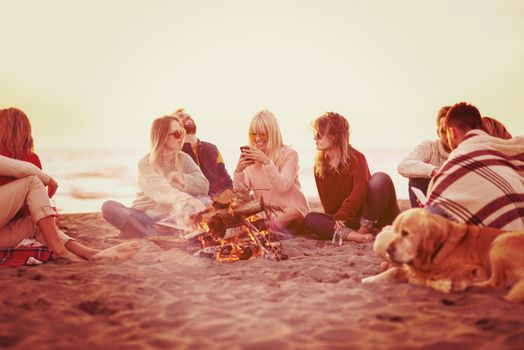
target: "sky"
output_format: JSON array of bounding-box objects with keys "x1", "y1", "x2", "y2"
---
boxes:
[{"x1": 1, "y1": 0, "x2": 523, "y2": 155}]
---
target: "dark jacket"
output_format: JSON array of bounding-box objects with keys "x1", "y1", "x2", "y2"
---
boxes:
[{"x1": 182, "y1": 140, "x2": 233, "y2": 197}]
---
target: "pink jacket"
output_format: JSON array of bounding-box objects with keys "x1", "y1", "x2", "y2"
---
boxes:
[{"x1": 233, "y1": 146, "x2": 310, "y2": 215}]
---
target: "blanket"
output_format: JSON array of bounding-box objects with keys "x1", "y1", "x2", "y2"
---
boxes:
[{"x1": 427, "y1": 130, "x2": 524, "y2": 231}]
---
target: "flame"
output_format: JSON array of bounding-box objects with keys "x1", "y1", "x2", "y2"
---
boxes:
[{"x1": 193, "y1": 203, "x2": 284, "y2": 262}]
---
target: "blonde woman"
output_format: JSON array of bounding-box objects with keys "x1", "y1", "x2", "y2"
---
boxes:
[
  {"x1": 234, "y1": 110, "x2": 309, "y2": 232},
  {"x1": 304, "y1": 112, "x2": 400, "y2": 243},
  {"x1": 0, "y1": 107, "x2": 139, "y2": 262},
  {"x1": 102, "y1": 115, "x2": 209, "y2": 238}
]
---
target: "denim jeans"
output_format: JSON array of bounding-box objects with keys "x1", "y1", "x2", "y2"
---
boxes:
[
  {"x1": 304, "y1": 172, "x2": 400, "y2": 240},
  {"x1": 101, "y1": 200, "x2": 155, "y2": 238}
]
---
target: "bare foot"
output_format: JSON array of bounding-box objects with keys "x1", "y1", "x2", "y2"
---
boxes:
[
  {"x1": 91, "y1": 242, "x2": 140, "y2": 260},
  {"x1": 53, "y1": 250, "x2": 86, "y2": 263},
  {"x1": 346, "y1": 232, "x2": 374, "y2": 243}
]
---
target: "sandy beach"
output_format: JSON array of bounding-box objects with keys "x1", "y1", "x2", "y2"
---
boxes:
[{"x1": 1, "y1": 200, "x2": 523, "y2": 350}]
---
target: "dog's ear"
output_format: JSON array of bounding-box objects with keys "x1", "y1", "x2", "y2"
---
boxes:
[{"x1": 413, "y1": 212, "x2": 450, "y2": 271}]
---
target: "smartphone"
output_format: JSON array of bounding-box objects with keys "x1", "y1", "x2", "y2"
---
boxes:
[
  {"x1": 240, "y1": 146, "x2": 250, "y2": 158},
  {"x1": 410, "y1": 187, "x2": 427, "y2": 206}
]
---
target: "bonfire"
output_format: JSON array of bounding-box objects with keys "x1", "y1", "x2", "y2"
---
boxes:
[
  {"x1": 157, "y1": 190, "x2": 287, "y2": 262},
  {"x1": 188, "y1": 189, "x2": 287, "y2": 262}
]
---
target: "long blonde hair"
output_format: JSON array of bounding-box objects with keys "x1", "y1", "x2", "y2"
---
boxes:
[
  {"x1": 0, "y1": 107, "x2": 35, "y2": 159},
  {"x1": 313, "y1": 112, "x2": 356, "y2": 178},
  {"x1": 248, "y1": 110, "x2": 284, "y2": 161},
  {"x1": 149, "y1": 115, "x2": 184, "y2": 172}
]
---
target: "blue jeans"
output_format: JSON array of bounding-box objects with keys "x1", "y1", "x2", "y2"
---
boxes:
[
  {"x1": 101, "y1": 200, "x2": 155, "y2": 238},
  {"x1": 304, "y1": 172, "x2": 400, "y2": 240}
]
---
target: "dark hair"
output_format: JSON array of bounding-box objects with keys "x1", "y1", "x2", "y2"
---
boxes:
[
  {"x1": 312, "y1": 112, "x2": 356, "y2": 177},
  {"x1": 0, "y1": 107, "x2": 35, "y2": 159},
  {"x1": 445, "y1": 102, "x2": 482, "y2": 131}
]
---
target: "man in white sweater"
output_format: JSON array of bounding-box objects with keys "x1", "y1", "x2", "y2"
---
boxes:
[{"x1": 397, "y1": 106, "x2": 451, "y2": 207}]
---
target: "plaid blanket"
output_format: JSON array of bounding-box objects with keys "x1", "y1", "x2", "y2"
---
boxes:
[
  {"x1": 0, "y1": 247, "x2": 52, "y2": 267},
  {"x1": 427, "y1": 130, "x2": 524, "y2": 231}
]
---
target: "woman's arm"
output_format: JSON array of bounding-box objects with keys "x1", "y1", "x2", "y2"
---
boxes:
[
  {"x1": 137, "y1": 155, "x2": 193, "y2": 206},
  {"x1": 333, "y1": 153, "x2": 370, "y2": 221},
  {"x1": 0, "y1": 155, "x2": 51, "y2": 185},
  {"x1": 179, "y1": 153, "x2": 209, "y2": 196},
  {"x1": 262, "y1": 149, "x2": 299, "y2": 193}
]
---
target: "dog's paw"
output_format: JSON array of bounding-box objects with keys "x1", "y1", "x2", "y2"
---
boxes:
[
  {"x1": 427, "y1": 279, "x2": 452, "y2": 293},
  {"x1": 361, "y1": 275, "x2": 379, "y2": 284}
]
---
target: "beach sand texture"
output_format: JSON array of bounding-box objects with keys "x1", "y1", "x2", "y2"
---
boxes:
[{"x1": 1, "y1": 202, "x2": 524, "y2": 350}]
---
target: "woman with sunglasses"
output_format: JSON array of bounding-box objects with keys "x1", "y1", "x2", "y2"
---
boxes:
[
  {"x1": 304, "y1": 112, "x2": 400, "y2": 243},
  {"x1": 0, "y1": 107, "x2": 139, "y2": 262},
  {"x1": 234, "y1": 110, "x2": 309, "y2": 233},
  {"x1": 102, "y1": 115, "x2": 209, "y2": 238}
]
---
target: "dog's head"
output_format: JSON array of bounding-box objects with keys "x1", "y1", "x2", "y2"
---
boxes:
[{"x1": 386, "y1": 208, "x2": 457, "y2": 271}]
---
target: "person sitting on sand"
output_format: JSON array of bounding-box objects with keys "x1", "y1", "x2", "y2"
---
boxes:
[
  {"x1": 397, "y1": 106, "x2": 451, "y2": 208},
  {"x1": 0, "y1": 107, "x2": 138, "y2": 262},
  {"x1": 481, "y1": 116, "x2": 512, "y2": 139},
  {"x1": 425, "y1": 102, "x2": 524, "y2": 230},
  {"x1": 303, "y1": 112, "x2": 400, "y2": 243},
  {"x1": 172, "y1": 109, "x2": 233, "y2": 197},
  {"x1": 374, "y1": 102, "x2": 524, "y2": 264},
  {"x1": 102, "y1": 114, "x2": 210, "y2": 238},
  {"x1": 233, "y1": 109, "x2": 310, "y2": 233}
]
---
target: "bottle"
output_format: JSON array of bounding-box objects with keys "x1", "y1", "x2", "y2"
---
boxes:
[{"x1": 50, "y1": 199, "x2": 59, "y2": 220}]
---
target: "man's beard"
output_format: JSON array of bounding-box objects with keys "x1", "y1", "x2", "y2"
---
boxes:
[{"x1": 184, "y1": 123, "x2": 197, "y2": 134}]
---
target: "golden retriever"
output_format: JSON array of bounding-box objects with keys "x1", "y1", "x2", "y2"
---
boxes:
[
  {"x1": 361, "y1": 208, "x2": 517, "y2": 297},
  {"x1": 472, "y1": 232, "x2": 524, "y2": 303}
]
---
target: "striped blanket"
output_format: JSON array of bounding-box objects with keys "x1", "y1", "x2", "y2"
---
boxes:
[
  {"x1": 427, "y1": 130, "x2": 524, "y2": 231},
  {"x1": 0, "y1": 246, "x2": 52, "y2": 267}
]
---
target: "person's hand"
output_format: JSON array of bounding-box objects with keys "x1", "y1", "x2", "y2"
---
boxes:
[
  {"x1": 168, "y1": 172, "x2": 185, "y2": 188},
  {"x1": 242, "y1": 146, "x2": 270, "y2": 165},
  {"x1": 431, "y1": 167, "x2": 439, "y2": 177},
  {"x1": 47, "y1": 177, "x2": 58, "y2": 198},
  {"x1": 334, "y1": 220, "x2": 346, "y2": 231},
  {"x1": 235, "y1": 156, "x2": 255, "y2": 173},
  {"x1": 332, "y1": 220, "x2": 351, "y2": 246}
]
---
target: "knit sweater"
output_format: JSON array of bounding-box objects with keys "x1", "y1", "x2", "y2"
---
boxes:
[
  {"x1": 233, "y1": 146, "x2": 310, "y2": 215},
  {"x1": 398, "y1": 140, "x2": 449, "y2": 178},
  {"x1": 132, "y1": 152, "x2": 209, "y2": 220},
  {"x1": 427, "y1": 130, "x2": 524, "y2": 231},
  {"x1": 315, "y1": 149, "x2": 371, "y2": 221}
]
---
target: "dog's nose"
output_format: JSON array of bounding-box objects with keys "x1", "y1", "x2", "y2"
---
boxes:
[{"x1": 386, "y1": 244, "x2": 396, "y2": 257}]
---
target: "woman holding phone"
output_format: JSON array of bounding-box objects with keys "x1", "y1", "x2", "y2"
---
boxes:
[{"x1": 234, "y1": 110, "x2": 309, "y2": 232}]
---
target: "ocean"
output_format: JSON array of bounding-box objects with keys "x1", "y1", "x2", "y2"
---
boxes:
[{"x1": 40, "y1": 147, "x2": 411, "y2": 214}]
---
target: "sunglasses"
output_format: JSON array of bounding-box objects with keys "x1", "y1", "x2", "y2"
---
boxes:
[
  {"x1": 249, "y1": 132, "x2": 268, "y2": 139},
  {"x1": 168, "y1": 130, "x2": 185, "y2": 139}
]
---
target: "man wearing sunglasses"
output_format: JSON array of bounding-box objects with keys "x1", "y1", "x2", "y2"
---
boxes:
[{"x1": 172, "y1": 109, "x2": 233, "y2": 197}]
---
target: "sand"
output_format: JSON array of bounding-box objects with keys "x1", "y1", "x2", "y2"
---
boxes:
[{"x1": 1, "y1": 201, "x2": 523, "y2": 350}]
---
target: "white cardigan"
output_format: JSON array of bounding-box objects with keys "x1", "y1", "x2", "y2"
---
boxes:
[
  {"x1": 397, "y1": 140, "x2": 449, "y2": 179},
  {"x1": 132, "y1": 152, "x2": 209, "y2": 220}
]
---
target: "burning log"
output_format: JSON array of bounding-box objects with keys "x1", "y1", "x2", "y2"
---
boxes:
[{"x1": 188, "y1": 191, "x2": 286, "y2": 262}]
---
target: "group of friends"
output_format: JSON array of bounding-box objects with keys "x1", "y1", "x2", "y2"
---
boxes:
[{"x1": 0, "y1": 102, "x2": 523, "y2": 264}]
